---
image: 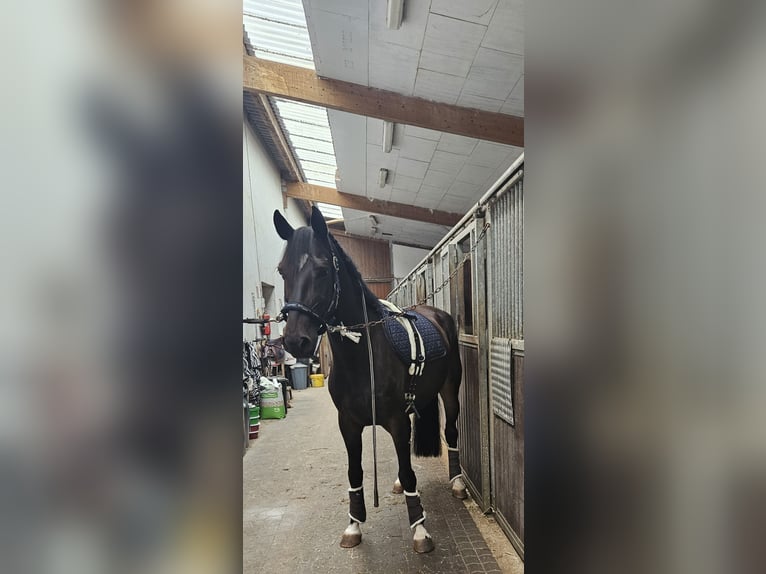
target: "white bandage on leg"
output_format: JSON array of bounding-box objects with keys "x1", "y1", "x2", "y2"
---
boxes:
[
  {"x1": 409, "y1": 512, "x2": 427, "y2": 529},
  {"x1": 413, "y1": 523, "x2": 430, "y2": 539}
]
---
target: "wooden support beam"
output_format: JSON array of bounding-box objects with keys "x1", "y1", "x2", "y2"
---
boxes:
[
  {"x1": 256, "y1": 93, "x2": 303, "y2": 182},
  {"x1": 244, "y1": 56, "x2": 523, "y2": 147},
  {"x1": 285, "y1": 182, "x2": 461, "y2": 227}
]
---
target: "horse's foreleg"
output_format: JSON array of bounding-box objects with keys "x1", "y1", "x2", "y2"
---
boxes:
[
  {"x1": 390, "y1": 415, "x2": 435, "y2": 554},
  {"x1": 440, "y1": 381, "x2": 468, "y2": 499},
  {"x1": 339, "y1": 413, "x2": 365, "y2": 548}
]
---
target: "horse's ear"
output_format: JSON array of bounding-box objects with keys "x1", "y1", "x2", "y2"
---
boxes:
[
  {"x1": 273, "y1": 210, "x2": 294, "y2": 240},
  {"x1": 310, "y1": 205, "x2": 329, "y2": 243}
]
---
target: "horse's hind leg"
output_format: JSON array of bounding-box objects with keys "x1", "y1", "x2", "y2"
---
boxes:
[
  {"x1": 388, "y1": 414, "x2": 435, "y2": 553},
  {"x1": 440, "y1": 367, "x2": 468, "y2": 499},
  {"x1": 338, "y1": 412, "x2": 365, "y2": 548}
]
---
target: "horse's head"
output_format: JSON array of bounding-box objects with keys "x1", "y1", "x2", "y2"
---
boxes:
[{"x1": 273, "y1": 206, "x2": 339, "y2": 358}]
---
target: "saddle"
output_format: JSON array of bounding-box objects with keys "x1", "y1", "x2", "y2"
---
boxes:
[{"x1": 379, "y1": 300, "x2": 447, "y2": 376}]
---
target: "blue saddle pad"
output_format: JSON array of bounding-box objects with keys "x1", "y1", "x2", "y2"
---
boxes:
[{"x1": 380, "y1": 305, "x2": 447, "y2": 368}]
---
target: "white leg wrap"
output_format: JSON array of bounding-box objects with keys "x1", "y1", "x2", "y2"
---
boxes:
[
  {"x1": 344, "y1": 522, "x2": 361, "y2": 535},
  {"x1": 449, "y1": 473, "x2": 463, "y2": 483},
  {"x1": 409, "y1": 512, "x2": 427, "y2": 529},
  {"x1": 348, "y1": 485, "x2": 363, "y2": 493},
  {"x1": 413, "y1": 524, "x2": 430, "y2": 540},
  {"x1": 404, "y1": 490, "x2": 420, "y2": 497},
  {"x1": 348, "y1": 513, "x2": 365, "y2": 524}
]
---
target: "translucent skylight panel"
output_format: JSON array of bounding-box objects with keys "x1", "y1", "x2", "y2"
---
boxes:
[
  {"x1": 243, "y1": 0, "x2": 315, "y2": 69},
  {"x1": 272, "y1": 99, "x2": 328, "y2": 123},
  {"x1": 279, "y1": 119, "x2": 332, "y2": 140},
  {"x1": 304, "y1": 169, "x2": 336, "y2": 183},
  {"x1": 245, "y1": 0, "x2": 345, "y2": 215},
  {"x1": 287, "y1": 136, "x2": 335, "y2": 155},
  {"x1": 244, "y1": 0, "x2": 308, "y2": 28},
  {"x1": 293, "y1": 148, "x2": 337, "y2": 165},
  {"x1": 299, "y1": 160, "x2": 337, "y2": 175},
  {"x1": 316, "y1": 203, "x2": 343, "y2": 218}
]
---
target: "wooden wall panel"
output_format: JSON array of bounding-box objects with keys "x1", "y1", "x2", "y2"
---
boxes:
[
  {"x1": 458, "y1": 343, "x2": 484, "y2": 500},
  {"x1": 332, "y1": 233, "x2": 392, "y2": 299},
  {"x1": 318, "y1": 335, "x2": 333, "y2": 378},
  {"x1": 368, "y1": 283, "x2": 392, "y2": 299}
]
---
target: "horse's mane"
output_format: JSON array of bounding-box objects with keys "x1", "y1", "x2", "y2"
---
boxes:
[{"x1": 327, "y1": 233, "x2": 380, "y2": 308}]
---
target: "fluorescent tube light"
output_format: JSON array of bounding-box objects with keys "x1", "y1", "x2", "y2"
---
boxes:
[
  {"x1": 382, "y1": 121, "x2": 394, "y2": 153},
  {"x1": 386, "y1": 0, "x2": 404, "y2": 30}
]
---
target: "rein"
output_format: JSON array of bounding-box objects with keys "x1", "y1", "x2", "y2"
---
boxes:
[{"x1": 361, "y1": 284, "x2": 379, "y2": 508}]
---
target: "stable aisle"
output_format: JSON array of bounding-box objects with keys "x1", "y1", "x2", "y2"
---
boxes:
[{"x1": 243, "y1": 384, "x2": 522, "y2": 574}]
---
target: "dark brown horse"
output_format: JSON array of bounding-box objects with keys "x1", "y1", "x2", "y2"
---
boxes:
[{"x1": 273, "y1": 206, "x2": 465, "y2": 553}]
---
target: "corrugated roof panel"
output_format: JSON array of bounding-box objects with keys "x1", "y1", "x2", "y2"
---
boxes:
[
  {"x1": 250, "y1": 49, "x2": 313, "y2": 69},
  {"x1": 244, "y1": 0, "x2": 308, "y2": 27},
  {"x1": 287, "y1": 136, "x2": 336, "y2": 155},
  {"x1": 279, "y1": 120, "x2": 332, "y2": 142},
  {"x1": 316, "y1": 203, "x2": 343, "y2": 218},
  {"x1": 300, "y1": 160, "x2": 337, "y2": 175},
  {"x1": 244, "y1": 17, "x2": 313, "y2": 61},
  {"x1": 243, "y1": 0, "x2": 315, "y2": 71},
  {"x1": 293, "y1": 148, "x2": 337, "y2": 165},
  {"x1": 272, "y1": 99, "x2": 328, "y2": 123},
  {"x1": 244, "y1": 0, "x2": 342, "y2": 197},
  {"x1": 305, "y1": 173, "x2": 337, "y2": 187}
]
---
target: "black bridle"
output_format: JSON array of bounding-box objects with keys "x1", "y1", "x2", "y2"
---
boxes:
[{"x1": 278, "y1": 244, "x2": 341, "y2": 335}]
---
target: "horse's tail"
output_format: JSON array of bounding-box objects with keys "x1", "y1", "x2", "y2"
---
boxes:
[{"x1": 413, "y1": 397, "x2": 442, "y2": 457}]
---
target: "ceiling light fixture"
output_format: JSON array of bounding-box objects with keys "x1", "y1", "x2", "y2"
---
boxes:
[
  {"x1": 379, "y1": 168, "x2": 389, "y2": 188},
  {"x1": 386, "y1": 0, "x2": 404, "y2": 30},
  {"x1": 382, "y1": 121, "x2": 394, "y2": 153}
]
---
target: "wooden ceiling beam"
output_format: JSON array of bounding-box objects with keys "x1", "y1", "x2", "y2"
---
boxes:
[
  {"x1": 329, "y1": 227, "x2": 435, "y2": 251},
  {"x1": 284, "y1": 182, "x2": 461, "y2": 227},
  {"x1": 244, "y1": 56, "x2": 524, "y2": 147}
]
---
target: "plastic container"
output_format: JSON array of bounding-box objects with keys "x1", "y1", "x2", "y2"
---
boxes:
[
  {"x1": 259, "y1": 377, "x2": 285, "y2": 419},
  {"x1": 290, "y1": 363, "x2": 309, "y2": 390},
  {"x1": 310, "y1": 374, "x2": 325, "y2": 388}
]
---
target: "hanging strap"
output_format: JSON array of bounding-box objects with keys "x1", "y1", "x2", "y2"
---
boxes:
[{"x1": 361, "y1": 285, "x2": 379, "y2": 508}]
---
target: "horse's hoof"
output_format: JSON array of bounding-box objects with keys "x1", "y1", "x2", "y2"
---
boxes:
[
  {"x1": 340, "y1": 522, "x2": 362, "y2": 548},
  {"x1": 413, "y1": 536, "x2": 435, "y2": 553},
  {"x1": 392, "y1": 480, "x2": 404, "y2": 494},
  {"x1": 340, "y1": 533, "x2": 361, "y2": 548},
  {"x1": 452, "y1": 487, "x2": 468, "y2": 499}
]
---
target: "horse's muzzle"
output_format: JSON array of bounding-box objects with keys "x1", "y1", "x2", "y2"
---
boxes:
[{"x1": 284, "y1": 334, "x2": 316, "y2": 359}]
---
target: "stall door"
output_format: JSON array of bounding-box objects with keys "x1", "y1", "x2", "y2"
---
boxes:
[{"x1": 454, "y1": 226, "x2": 491, "y2": 510}]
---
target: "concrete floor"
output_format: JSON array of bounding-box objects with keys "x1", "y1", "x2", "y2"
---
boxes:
[{"x1": 243, "y1": 385, "x2": 523, "y2": 574}]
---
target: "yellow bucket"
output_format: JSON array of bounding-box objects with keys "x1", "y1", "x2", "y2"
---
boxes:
[{"x1": 310, "y1": 374, "x2": 325, "y2": 388}]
